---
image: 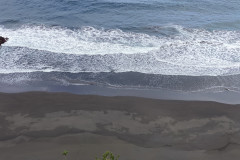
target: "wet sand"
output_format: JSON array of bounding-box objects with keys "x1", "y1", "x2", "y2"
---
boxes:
[{"x1": 1, "y1": 92, "x2": 240, "y2": 160}]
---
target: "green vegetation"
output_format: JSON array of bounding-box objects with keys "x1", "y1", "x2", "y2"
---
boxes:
[
  {"x1": 96, "y1": 151, "x2": 120, "y2": 160},
  {"x1": 61, "y1": 150, "x2": 119, "y2": 160},
  {"x1": 62, "y1": 150, "x2": 69, "y2": 160}
]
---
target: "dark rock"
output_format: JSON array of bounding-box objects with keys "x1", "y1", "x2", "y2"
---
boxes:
[{"x1": 0, "y1": 36, "x2": 9, "y2": 46}]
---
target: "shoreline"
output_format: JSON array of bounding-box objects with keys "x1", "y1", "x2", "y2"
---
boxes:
[
  {"x1": 1, "y1": 92, "x2": 240, "y2": 160},
  {"x1": 1, "y1": 84, "x2": 240, "y2": 104}
]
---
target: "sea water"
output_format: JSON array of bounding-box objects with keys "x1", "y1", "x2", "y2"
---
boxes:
[{"x1": 1, "y1": 0, "x2": 240, "y2": 92}]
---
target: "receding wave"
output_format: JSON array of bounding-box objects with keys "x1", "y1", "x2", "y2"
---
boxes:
[
  {"x1": 1, "y1": 72, "x2": 240, "y2": 92},
  {"x1": 1, "y1": 25, "x2": 240, "y2": 76}
]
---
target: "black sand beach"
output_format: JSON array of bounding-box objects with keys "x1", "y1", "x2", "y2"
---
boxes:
[{"x1": 1, "y1": 92, "x2": 240, "y2": 160}]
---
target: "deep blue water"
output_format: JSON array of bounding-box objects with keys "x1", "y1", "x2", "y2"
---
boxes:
[{"x1": 1, "y1": 0, "x2": 240, "y2": 92}]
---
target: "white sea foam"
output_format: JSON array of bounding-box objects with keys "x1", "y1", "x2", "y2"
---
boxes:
[
  {"x1": 1, "y1": 25, "x2": 240, "y2": 76},
  {"x1": 0, "y1": 25, "x2": 160, "y2": 55}
]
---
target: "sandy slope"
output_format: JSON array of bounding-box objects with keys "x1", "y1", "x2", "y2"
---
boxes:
[{"x1": 1, "y1": 92, "x2": 240, "y2": 160}]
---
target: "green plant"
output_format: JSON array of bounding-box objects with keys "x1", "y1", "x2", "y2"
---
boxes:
[
  {"x1": 62, "y1": 150, "x2": 69, "y2": 160},
  {"x1": 96, "y1": 151, "x2": 120, "y2": 160}
]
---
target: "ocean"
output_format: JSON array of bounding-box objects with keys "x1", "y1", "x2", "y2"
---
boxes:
[{"x1": 1, "y1": 0, "x2": 240, "y2": 96}]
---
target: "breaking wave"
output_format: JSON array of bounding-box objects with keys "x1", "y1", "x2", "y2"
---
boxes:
[{"x1": 1, "y1": 25, "x2": 240, "y2": 76}]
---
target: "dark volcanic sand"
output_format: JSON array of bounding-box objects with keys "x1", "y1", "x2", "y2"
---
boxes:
[{"x1": 1, "y1": 92, "x2": 240, "y2": 160}]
